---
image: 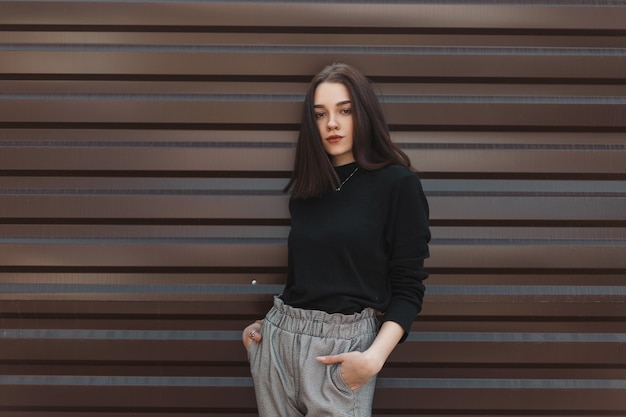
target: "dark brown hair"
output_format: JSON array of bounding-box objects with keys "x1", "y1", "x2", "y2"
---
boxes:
[{"x1": 284, "y1": 63, "x2": 413, "y2": 199}]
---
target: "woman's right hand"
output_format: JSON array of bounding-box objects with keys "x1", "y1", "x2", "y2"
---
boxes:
[{"x1": 242, "y1": 320, "x2": 263, "y2": 351}]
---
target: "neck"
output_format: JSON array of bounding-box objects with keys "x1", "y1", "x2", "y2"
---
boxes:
[{"x1": 332, "y1": 157, "x2": 356, "y2": 167}]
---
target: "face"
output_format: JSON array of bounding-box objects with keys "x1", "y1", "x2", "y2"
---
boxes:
[{"x1": 313, "y1": 82, "x2": 355, "y2": 166}]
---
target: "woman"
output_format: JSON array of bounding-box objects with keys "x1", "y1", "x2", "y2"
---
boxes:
[{"x1": 242, "y1": 63, "x2": 430, "y2": 417}]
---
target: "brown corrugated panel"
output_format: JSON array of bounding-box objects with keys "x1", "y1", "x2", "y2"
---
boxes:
[{"x1": 0, "y1": 1, "x2": 625, "y2": 415}]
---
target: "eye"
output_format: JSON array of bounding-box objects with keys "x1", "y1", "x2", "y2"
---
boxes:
[
  {"x1": 340, "y1": 108, "x2": 352, "y2": 115},
  {"x1": 315, "y1": 112, "x2": 326, "y2": 119}
]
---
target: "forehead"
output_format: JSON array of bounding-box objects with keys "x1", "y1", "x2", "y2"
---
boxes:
[{"x1": 313, "y1": 82, "x2": 351, "y2": 105}]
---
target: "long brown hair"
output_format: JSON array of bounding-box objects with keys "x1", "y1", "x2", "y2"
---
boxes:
[{"x1": 284, "y1": 63, "x2": 412, "y2": 199}]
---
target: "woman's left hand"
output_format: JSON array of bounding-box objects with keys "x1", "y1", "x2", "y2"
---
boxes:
[{"x1": 316, "y1": 351, "x2": 383, "y2": 391}]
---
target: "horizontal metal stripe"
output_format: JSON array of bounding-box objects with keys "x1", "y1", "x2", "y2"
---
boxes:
[
  {"x1": 426, "y1": 180, "x2": 626, "y2": 193},
  {"x1": 429, "y1": 192, "x2": 626, "y2": 197},
  {"x1": 0, "y1": 375, "x2": 253, "y2": 387},
  {"x1": 408, "y1": 332, "x2": 626, "y2": 342},
  {"x1": 434, "y1": 239, "x2": 626, "y2": 245},
  {"x1": 2, "y1": 190, "x2": 624, "y2": 197},
  {"x1": 375, "y1": 378, "x2": 626, "y2": 389},
  {"x1": 0, "y1": 283, "x2": 285, "y2": 294},
  {"x1": 0, "y1": 236, "x2": 626, "y2": 249},
  {"x1": 0, "y1": 141, "x2": 624, "y2": 151},
  {"x1": 0, "y1": 329, "x2": 227, "y2": 340},
  {"x1": 0, "y1": 178, "x2": 290, "y2": 190},
  {"x1": 2, "y1": 93, "x2": 626, "y2": 104},
  {"x1": 430, "y1": 285, "x2": 626, "y2": 296},
  {"x1": 0, "y1": 93, "x2": 304, "y2": 102},
  {"x1": 0, "y1": 283, "x2": 625, "y2": 296},
  {"x1": 1, "y1": 237, "x2": 625, "y2": 245},
  {"x1": 0, "y1": 237, "x2": 288, "y2": 244},
  {"x1": 0, "y1": 189, "x2": 286, "y2": 196},
  {"x1": 403, "y1": 143, "x2": 626, "y2": 150},
  {"x1": 1, "y1": 44, "x2": 625, "y2": 56},
  {"x1": 0, "y1": 141, "x2": 296, "y2": 148},
  {"x1": 0, "y1": 375, "x2": 623, "y2": 389},
  {"x1": 6, "y1": 0, "x2": 626, "y2": 6},
  {"x1": 0, "y1": 329, "x2": 245, "y2": 340},
  {"x1": 2, "y1": 190, "x2": 623, "y2": 197},
  {"x1": 386, "y1": 95, "x2": 626, "y2": 104},
  {"x1": 4, "y1": 0, "x2": 626, "y2": 6},
  {"x1": 2, "y1": 329, "x2": 624, "y2": 342},
  {"x1": 2, "y1": 179, "x2": 626, "y2": 193}
]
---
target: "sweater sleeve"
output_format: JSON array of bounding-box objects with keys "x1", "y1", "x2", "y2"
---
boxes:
[{"x1": 381, "y1": 173, "x2": 431, "y2": 343}]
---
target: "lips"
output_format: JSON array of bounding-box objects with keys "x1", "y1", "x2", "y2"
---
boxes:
[{"x1": 326, "y1": 135, "x2": 343, "y2": 143}]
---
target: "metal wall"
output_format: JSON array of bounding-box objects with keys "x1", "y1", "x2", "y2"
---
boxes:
[{"x1": 1, "y1": 1, "x2": 625, "y2": 415}]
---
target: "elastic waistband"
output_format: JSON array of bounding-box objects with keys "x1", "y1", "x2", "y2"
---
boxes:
[{"x1": 265, "y1": 296, "x2": 378, "y2": 340}]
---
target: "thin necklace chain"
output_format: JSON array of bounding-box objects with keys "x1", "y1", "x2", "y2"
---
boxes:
[{"x1": 335, "y1": 167, "x2": 359, "y2": 191}]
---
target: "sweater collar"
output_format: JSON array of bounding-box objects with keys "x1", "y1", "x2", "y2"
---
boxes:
[{"x1": 334, "y1": 161, "x2": 359, "y2": 180}]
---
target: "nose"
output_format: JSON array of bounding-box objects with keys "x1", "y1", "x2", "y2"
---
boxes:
[{"x1": 327, "y1": 116, "x2": 339, "y2": 131}]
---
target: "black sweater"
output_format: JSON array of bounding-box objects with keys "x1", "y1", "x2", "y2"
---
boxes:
[{"x1": 281, "y1": 162, "x2": 430, "y2": 341}]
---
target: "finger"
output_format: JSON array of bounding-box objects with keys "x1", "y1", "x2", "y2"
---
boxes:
[
  {"x1": 315, "y1": 354, "x2": 343, "y2": 364},
  {"x1": 249, "y1": 329, "x2": 263, "y2": 342},
  {"x1": 241, "y1": 323, "x2": 262, "y2": 346}
]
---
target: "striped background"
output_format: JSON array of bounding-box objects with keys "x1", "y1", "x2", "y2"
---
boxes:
[{"x1": 1, "y1": 1, "x2": 625, "y2": 415}]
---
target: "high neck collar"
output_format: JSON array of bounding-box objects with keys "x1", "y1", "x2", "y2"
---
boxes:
[
  {"x1": 334, "y1": 161, "x2": 358, "y2": 171},
  {"x1": 335, "y1": 161, "x2": 358, "y2": 174}
]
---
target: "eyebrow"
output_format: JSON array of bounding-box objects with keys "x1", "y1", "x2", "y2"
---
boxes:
[{"x1": 313, "y1": 100, "x2": 352, "y2": 108}]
